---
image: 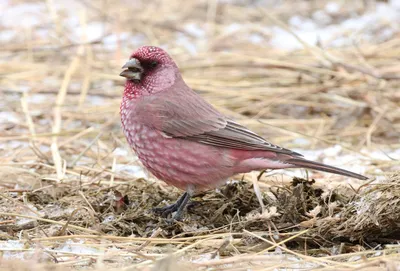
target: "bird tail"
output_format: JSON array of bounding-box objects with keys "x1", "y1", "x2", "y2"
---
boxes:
[{"x1": 285, "y1": 157, "x2": 368, "y2": 180}]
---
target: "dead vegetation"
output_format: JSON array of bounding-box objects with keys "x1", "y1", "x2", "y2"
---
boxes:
[{"x1": 1, "y1": 0, "x2": 400, "y2": 270}]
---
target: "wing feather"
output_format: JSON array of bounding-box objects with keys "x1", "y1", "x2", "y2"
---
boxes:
[{"x1": 134, "y1": 83, "x2": 301, "y2": 156}]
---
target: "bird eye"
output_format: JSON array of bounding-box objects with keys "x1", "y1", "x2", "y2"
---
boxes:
[{"x1": 150, "y1": 61, "x2": 158, "y2": 68}]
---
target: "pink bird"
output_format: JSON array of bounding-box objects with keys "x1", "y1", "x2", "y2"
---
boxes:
[{"x1": 120, "y1": 46, "x2": 367, "y2": 220}]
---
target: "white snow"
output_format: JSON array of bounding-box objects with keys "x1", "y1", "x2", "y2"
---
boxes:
[
  {"x1": 102, "y1": 214, "x2": 115, "y2": 223},
  {"x1": 325, "y1": 2, "x2": 340, "y2": 14},
  {"x1": 312, "y1": 10, "x2": 332, "y2": 25},
  {"x1": 72, "y1": 21, "x2": 105, "y2": 43},
  {"x1": 0, "y1": 2, "x2": 45, "y2": 28},
  {"x1": 114, "y1": 164, "x2": 148, "y2": 179},
  {"x1": 176, "y1": 33, "x2": 198, "y2": 55},
  {"x1": 0, "y1": 112, "x2": 19, "y2": 124},
  {"x1": 391, "y1": 0, "x2": 400, "y2": 9},
  {"x1": 0, "y1": 29, "x2": 15, "y2": 43},
  {"x1": 0, "y1": 240, "x2": 27, "y2": 260},
  {"x1": 54, "y1": 239, "x2": 100, "y2": 255},
  {"x1": 217, "y1": 1, "x2": 400, "y2": 51},
  {"x1": 27, "y1": 94, "x2": 48, "y2": 104},
  {"x1": 16, "y1": 204, "x2": 45, "y2": 225},
  {"x1": 113, "y1": 147, "x2": 128, "y2": 156},
  {"x1": 184, "y1": 23, "x2": 206, "y2": 38}
]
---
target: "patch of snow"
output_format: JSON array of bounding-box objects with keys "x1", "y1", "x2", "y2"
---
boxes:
[
  {"x1": 42, "y1": 77, "x2": 60, "y2": 88},
  {"x1": 270, "y1": 1, "x2": 400, "y2": 50},
  {"x1": 0, "y1": 2, "x2": 45, "y2": 28},
  {"x1": 270, "y1": 27, "x2": 302, "y2": 50},
  {"x1": 362, "y1": 148, "x2": 400, "y2": 161},
  {"x1": 325, "y1": 2, "x2": 341, "y2": 15},
  {"x1": 73, "y1": 22, "x2": 104, "y2": 43},
  {"x1": 0, "y1": 141, "x2": 29, "y2": 150},
  {"x1": 290, "y1": 16, "x2": 317, "y2": 31},
  {"x1": 54, "y1": 239, "x2": 100, "y2": 255},
  {"x1": 225, "y1": 23, "x2": 242, "y2": 33},
  {"x1": 103, "y1": 32, "x2": 130, "y2": 50},
  {"x1": 87, "y1": 95, "x2": 106, "y2": 106},
  {"x1": 323, "y1": 145, "x2": 342, "y2": 156},
  {"x1": 312, "y1": 10, "x2": 332, "y2": 25},
  {"x1": 0, "y1": 30, "x2": 15, "y2": 43},
  {"x1": 249, "y1": 33, "x2": 263, "y2": 44},
  {"x1": 115, "y1": 164, "x2": 147, "y2": 179},
  {"x1": 44, "y1": 205, "x2": 76, "y2": 219},
  {"x1": 128, "y1": 33, "x2": 147, "y2": 48},
  {"x1": 0, "y1": 112, "x2": 19, "y2": 123},
  {"x1": 102, "y1": 215, "x2": 115, "y2": 223},
  {"x1": 291, "y1": 148, "x2": 325, "y2": 161},
  {"x1": 113, "y1": 147, "x2": 128, "y2": 156},
  {"x1": 0, "y1": 240, "x2": 26, "y2": 260},
  {"x1": 0, "y1": 240, "x2": 24, "y2": 250},
  {"x1": 391, "y1": 0, "x2": 400, "y2": 9},
  {"x1": 184, "y1": 23, "x2": 205, "y2": 38},
  {"x1": 292, "y1": 138, "x2": 312, "y2": 146},
  {"x1": 38, "y1": 118, "x2": 49, "y2": 125},
  {"x1": 284, "y1": 255, "x2": 320, "y2": 269},
  {"x1": 191, "y1": 253, "x2": 214, "y2": 263},
  {"x1": 176, "y1": 33, "x2": 198, "y2": 55},
  {"x1": 16, "y1": 204, "x2": 45, "y2": 225},
  {"x1": 39, "y1": 145, "x2": 50, "y2": 153},
  {"x1": 27, "y1": 94, "x2": 48, "y2": 104}
]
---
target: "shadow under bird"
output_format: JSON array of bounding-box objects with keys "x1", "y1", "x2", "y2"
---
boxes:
[{"x1": 119, "y1": 46, "x2": 368, "y2": 220}]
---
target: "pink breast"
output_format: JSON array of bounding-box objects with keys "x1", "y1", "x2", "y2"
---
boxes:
[{"x1": 122, "y1": 124, "x2": 238, "y2": 191}]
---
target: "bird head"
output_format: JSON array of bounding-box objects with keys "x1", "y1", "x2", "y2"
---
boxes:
[{"x1": 120, "y1": 46, "x2": 180, "y2": 98}]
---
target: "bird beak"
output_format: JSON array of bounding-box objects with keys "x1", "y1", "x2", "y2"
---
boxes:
[{"x1": 120, "y1": 58, "x2": 144, "y2": 81}]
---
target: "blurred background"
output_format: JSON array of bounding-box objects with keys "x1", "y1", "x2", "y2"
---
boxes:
[
  {"x1": 1, "y1": 0, "x2": 400, "y2": 268},
  {"x1": 1, "y1": 0, "x2": 399, "y2": 181}
]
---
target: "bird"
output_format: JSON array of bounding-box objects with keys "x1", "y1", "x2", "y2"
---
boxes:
[{"x1": 119, "y1": 46, "x2": 368, "y2": 220}]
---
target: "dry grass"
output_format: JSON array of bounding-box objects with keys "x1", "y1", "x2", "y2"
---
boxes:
[{"x1": 1, "y1": 0, "x2": 400, "y2": 270}]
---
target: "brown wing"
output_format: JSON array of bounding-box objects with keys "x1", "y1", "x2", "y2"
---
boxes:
[
  {"x1": 136, "y1": 83, "x2": 302, "y2": 156},
  {"x1": 186, "y1": 120, "x2": 302, "y2": 156},
  {"x1": 136, "y1": 84, "x2": 227, "y2": 137}
]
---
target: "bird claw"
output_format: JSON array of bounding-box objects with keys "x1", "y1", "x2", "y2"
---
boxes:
[
  {"x1": 152, "y1": 204, "x2": 184, "y2": 222},
  {"x1": 152, "y1": 192, "x2": 191, "y2": 221},
  {"x1": 152, "y1": 203, "x2": 179, "y2": 218}
]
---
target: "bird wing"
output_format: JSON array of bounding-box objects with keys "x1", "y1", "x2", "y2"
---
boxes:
[
  {"x1": 137, "y1": 86, "x2": 227, "y2": 137},
  {"x1": 187, "y1": 120, "x2": 302, "y2": 156},
  {"x1": 137, "y1": 85, "x2": 301, "y2": 156}
]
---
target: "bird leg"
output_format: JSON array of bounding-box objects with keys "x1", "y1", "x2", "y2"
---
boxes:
[{"x1": 153, "y1": 192, "x2": 191, "y2": 220}]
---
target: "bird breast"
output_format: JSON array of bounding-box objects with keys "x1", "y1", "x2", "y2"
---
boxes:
[{"x1": 121, "y1": 122, "x2": 238, "y2": 191}]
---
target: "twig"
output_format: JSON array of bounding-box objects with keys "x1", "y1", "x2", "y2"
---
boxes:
[{"x1": 0, "y1": 212, "x2": 99, "y2": 234}]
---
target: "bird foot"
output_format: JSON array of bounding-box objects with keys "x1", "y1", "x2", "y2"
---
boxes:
[
  {"x1": 152, "y1": 192, "x2": 191, "y2": 221},
  {"x1": 152, "y1": 203, "x2": 179, "y2": 217}
]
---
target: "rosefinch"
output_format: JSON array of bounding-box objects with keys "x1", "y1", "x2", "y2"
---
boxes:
[{"x1": 120, "y1": 46, "x2": 367, "y2": 220}]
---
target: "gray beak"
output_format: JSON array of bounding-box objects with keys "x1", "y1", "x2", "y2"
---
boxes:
[{"x1": 120, "y1": 58, "x2": 144, "y2": 81}]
